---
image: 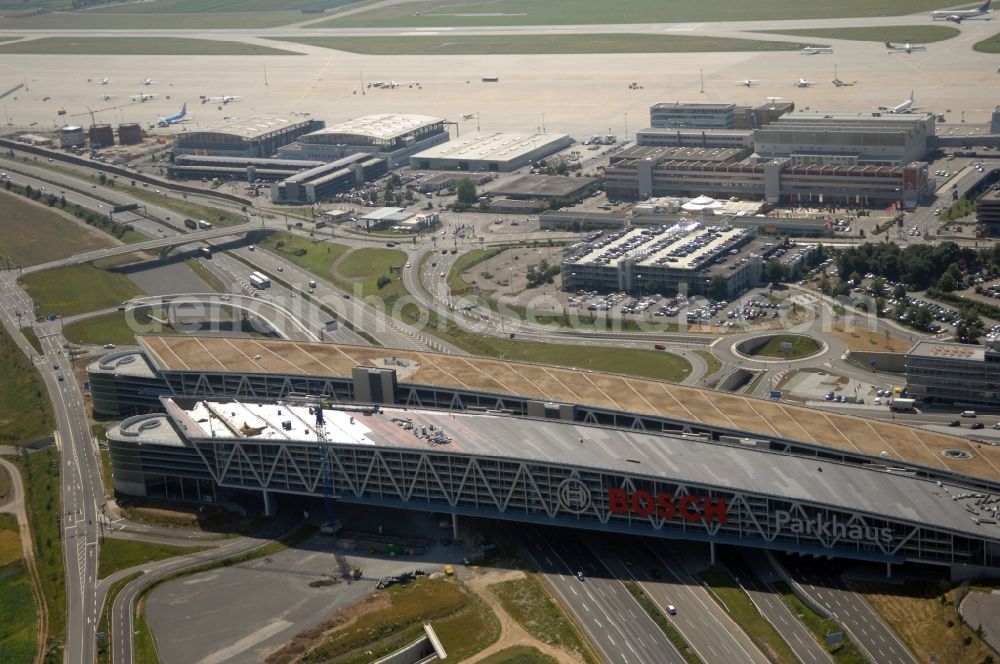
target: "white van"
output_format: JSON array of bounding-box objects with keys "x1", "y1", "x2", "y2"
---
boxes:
[{"x1": 961, "y1": 410, "x2": 977, "y2": 418}]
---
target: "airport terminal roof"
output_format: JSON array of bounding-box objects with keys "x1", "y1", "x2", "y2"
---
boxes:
[
  {"x1": 302, "y1": 114, "x2": 442, "y2": 141},
  {"x1": 162, "y1": 398, "x2": 1000, "y2": 539},
  {"x1": 136, "y1": 336, "x2": 1000, "y2": 483},
  {"x1": 176, "y1": 116, "x2": 309, "y2": 140},
  {"x1": 412, "y1": 132, "x2": 570, "y2": 163}
]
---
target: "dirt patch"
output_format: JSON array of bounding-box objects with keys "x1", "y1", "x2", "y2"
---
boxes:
[
  {"x1": 463, "y1": 568, "x2": 585, "y2": 664},
  {"x1": 263, "y1": 591, "x2": 391, "y2": 664}
]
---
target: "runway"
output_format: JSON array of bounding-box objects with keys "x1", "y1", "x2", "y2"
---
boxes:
[{"x1": 0, "y1": 11, "x2": 997, "y2": 141}]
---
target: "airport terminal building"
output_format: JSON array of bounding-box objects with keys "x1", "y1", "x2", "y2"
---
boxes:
[
  {"x1": 93, "y1": 335, "x2": 1000, "y2": 577},
  {"x1": 171, "y1": 117, "x2": 324, "y2": 159},
  {"x1": 277, "y1": 114, "x2": 449, "y2": 166}
]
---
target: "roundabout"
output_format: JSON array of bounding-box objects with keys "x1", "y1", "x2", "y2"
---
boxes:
[{"x1": 732, "y1": 333, "x2": 828, "y2": 364}]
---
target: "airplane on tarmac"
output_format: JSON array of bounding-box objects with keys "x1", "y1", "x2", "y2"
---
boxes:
[
  {"x1": 141, "y1": 78, "x2": 158, "y2": 86},
  {"x1": 887, "y1": 91, "x2": 916, "y2": 113},
  {"x1": 157, "y1": 103, "x2": 187, "y2": 127},
  {"x1": 832, "y1": 65, "x2": 855, "y2": 87},
  {"x1": 461, "y1": 113, "x2": 475, "y2": 119},
  {"x1": 885, "y1": 41, "x2": 927, "y2": 54},
  {"x1": 92, "y1": 77, "x2": 114, "y2": 85},
  {"x1": 800, "y1": 46, "x2": 833, "y2": 55},
  {"x1": 931, "y1": 0, "x2": 991, "y2": 22},
  {"x1": 794, "y1": 78, "x2": 814, "y2": 87},
  {"x1": 736, "y1": 79, "x2": 759, "y2": 87},
  {"x1": 131, "y1": 92, "x2": 158, "y2": 102},
  {"x1": 96, "y1": 94, "x2": 115, "y2": 101},
  {"x1": 201, "y1": 95, "x2": 242, "y2": 104}
]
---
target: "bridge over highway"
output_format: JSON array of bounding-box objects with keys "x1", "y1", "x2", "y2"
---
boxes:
[{"x1": 22, "y1": 223, "x2": 259, "y2": 275}]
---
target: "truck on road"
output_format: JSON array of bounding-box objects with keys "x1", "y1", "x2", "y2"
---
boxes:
[{"x1": 890, "y1": 398, "x2": 916, "y2": 413}]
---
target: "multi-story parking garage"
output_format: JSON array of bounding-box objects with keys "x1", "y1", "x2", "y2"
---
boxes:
[
  {"x1": 92, "y1": 335, "x2": 1000, "y2": 577},
  {"x1": 108, "y1": 395, "x2": 1000, "y2": 577}
]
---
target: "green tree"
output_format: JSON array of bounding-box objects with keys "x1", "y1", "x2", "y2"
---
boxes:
[
  {"x1": 456, "y1": 177, "x2": 478, "y2": 205},
  {"x1": 956, "y1": 314, "x2": 984, "y2": 344},
  {"x1": 892, "y1": 284, "x2": 907, "y2": 299},
  {"x1": 937, "y1": 271, "x2": 958, "y2": 292},
  {"x1": 763, "y1": 259, "x2": 787, "y2": 284}
]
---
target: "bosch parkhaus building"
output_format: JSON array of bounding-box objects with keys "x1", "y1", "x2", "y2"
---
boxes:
[{"x1": 93, "y1": 336, "x2": 1000, "y2": 579}]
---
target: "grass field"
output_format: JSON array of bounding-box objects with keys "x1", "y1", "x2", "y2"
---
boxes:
[
  {"x1": 0, "y1": 36, "x2": 298, "y2": 55},
  {"x1": 133, "y1": 604, "x2": 160, "y2": 664},
  {"x1": 318, "y1": 0, "x2": 953, "y2": 28},
  {"x1": 256, "y1": 233, "x2": 349, "y2": 281},
  {"x1": 749, "y1": 334, "x2": 822, "y2": 359},
  {"x1": 91, "y1": 0, "x2": 357, "y2": 13},
  {"x1": 20, "y1": 328, "x2": 43, "y2": 355},
  {"x1": 0, "y1": 325, "x2": 55, "y2": 447},
  {"x1": 697, "y1": 569, "x2": 797, "y2": 664},
  {"x1": 282, "y1": 33, "x2": 806, "y2": 55},
  {"x1": 0, "y1": 189, "x2": 116, "y2": 267},
  {"x1": 851, "y1": 580, "x2": 988, "y2": 664},
  {"x1": 0, "y1": 514, "x2": 38, "y2": 664},
  {"x1": 694, "y1": 350, "x2": 723, "y2": 377},
  {"x1": 63, "y1": 312, "x2": 138, "y2": 347},
  {"x1": 490, "y1": 576, "x2": 599, "y2": 664},
  {"x1": 449, "y1": 246, "x2": 508, "y2": 292},
  {"x1": 21, "y1": 264, "x2": 143, "y2": 318},
  {"x1": 15, "y1": 447, "x2": 64, "y2": 648},
  {"x1": 763, "y1": 25, "x2": 960, "y2": 43},
  {"x1": 98, "y1": 539, "x2": 207, "y2": 579},
  {"x1": 0, "y1": 467, "x2": 11, "y2": 509},
  {"x1": 973, "y1": 31, "x2": 1000, "y2": 53},
  {"x1": 477, "y1": 646, "x2": 558, "y2": 664},
  {"x1": 337, "y1": 247, "x2": 407, "y2": 287},
  {"x1": 301, "y1": 577, "x2": 499, "y2": 663}
]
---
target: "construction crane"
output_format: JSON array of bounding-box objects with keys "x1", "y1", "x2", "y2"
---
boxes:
[{"x1": 285, "y1": 395, "x2": 337, "y2": 531}]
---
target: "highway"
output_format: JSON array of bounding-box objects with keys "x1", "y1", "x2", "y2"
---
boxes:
[
  {"x1": 519, "y1": 527, "x2": 686, "y2": 664},
  {"x1": 782, "y1": 555, "x2": 918, "y2": 664},
  {"x1": 725, "y1": 549, "x2": 833, "y2": 664}
]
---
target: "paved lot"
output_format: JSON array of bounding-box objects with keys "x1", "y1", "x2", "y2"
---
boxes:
[
  {"x1": 960, "y1": 589, "x2": 1000, "y2": 655},
  {"x1": 145, "y1": 506, "x2": 478, "y2": 664},
  {"x1": 124, "y1": 260, "x2": 213, "y2": 296},
  {"x1": 0, "y1": 15, "x2": 998, "y2": 140}
]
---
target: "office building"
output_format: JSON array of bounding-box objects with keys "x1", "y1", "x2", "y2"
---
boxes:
[
  {"x1": 270, "y1": 153, "x2": 388, "y2": 204},
  {"x1": 906, "y1": 340, "x2": 1000, "y2": 407},
  {"x1": 650, "y1": 102, "x2": 736, "y2": 129}
]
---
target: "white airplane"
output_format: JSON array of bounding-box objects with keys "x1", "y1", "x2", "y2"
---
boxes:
[
  {"x1": 800, "y1": 46, "x2": 833, "y2": 55},
  {"x1": 794, "y1": 78, "x2": 814, "y2": 88},
  {"x1": 202, "y1": 95, "x2": 242, "y2": 104},
  {"x1": 885, "y1": 41, "x2": 927, "y2": 54},
  {"x1": 157, "y1": 103, "x2": 188, "y2": 127},
  {"x1": 931, "y1": 0, "x2": 991, "y2": 22},
  {"x1": 888, "y1": 91, "x2": 916, "y2": 114},
  {"x1": 736, "y1": 79, "x2": 759, "y2": 87},
  {"x1": 131, "y1": 92, "x2": 158, "y2": 102},
  {"x1": 95, "y1": 77, "x2": 113, "y2": 85},
  {"x1": 141, "y1": 78, "x2": 158, "y2": 86},
  {"x1": 461, "y1": 113, "x2": 475, "y2": 120}
]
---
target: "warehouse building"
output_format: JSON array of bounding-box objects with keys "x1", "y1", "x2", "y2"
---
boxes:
[
  {"x1": 278, "y1": 114, "x2": 448, "y2": 166},
  {"x1": 409, "y1": 132, "x2": 572, "y2": 172},
  {"x1": 604, "y1": 145, "x2": 928, "y2": 208},
  {"x1": 172, "y1": 117, "x2": 324, "y2": 158},
  {"x1": 167, "y1": 155, "x2": 324, "y2": 182},
  {"x1": 270, "y1": 153, "x2": 388, "y2": 204},
  {"x1": 561, "y1": 223, "x2": 761, "y2": 298},
  {"x1": 752, "y1": 112, "x2": 935, "y2": 166},
  {"x1": 905, "y1": 339, "x2": 1000, "y2": 407}
]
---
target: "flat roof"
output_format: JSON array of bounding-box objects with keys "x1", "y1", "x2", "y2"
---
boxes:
[
  {"x1": 136, "y1": 335, "x2": 1000, "y2": 483},
  {"x1": 907, "y1": 340, "x2": 988, "y2": 361},
  {"x1": 412, "y1": 132, "x2": 569, "y2": 162},
  {"x1": 304, "y1": 114, "x2": 441, "y2": 141},
  {"x1": 651, "y1": 102, "x2": 736, "y2": 111},
  {"x1": 88, "y1": 349, "x2": 157, "y2": 379},
  {"x1": 637, "y1": 127, "x2": 753, "y2": 137},
  {"x1": 178, "y1": 116, "x2": 305, "y2": 139},
  {"x1": 490, "y1": 174, "x2": 598, "y2": 198},
  {"x1": 165, "y1": 399, "x2": 1000, "y2": 539}
]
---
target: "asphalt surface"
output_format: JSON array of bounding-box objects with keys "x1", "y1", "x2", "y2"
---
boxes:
[
  {"x1": 782, "y1": 556, "x2": 918, "y2": 664},
  {"x1": 519, "y1": 527, "x2": 686, "y2": 664},
  {"x1": 724, "y1": 548, "x2": 833, "y2": 664}
]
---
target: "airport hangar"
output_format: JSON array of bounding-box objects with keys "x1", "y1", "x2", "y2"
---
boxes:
[{"x1": 92, "y1": 336, "x2": 1000, "y2": 578}]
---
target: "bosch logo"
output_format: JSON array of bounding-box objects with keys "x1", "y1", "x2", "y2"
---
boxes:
[{"x1": 557, "y1": 478, "x2": 593, "y2": 514}]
